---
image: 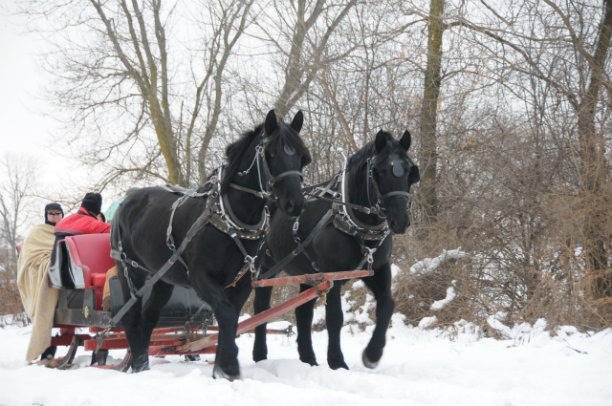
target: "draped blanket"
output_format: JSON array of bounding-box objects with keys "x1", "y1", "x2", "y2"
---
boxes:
[{"x1": 16, "y1": 223, "x2": 59, "y2": 362}]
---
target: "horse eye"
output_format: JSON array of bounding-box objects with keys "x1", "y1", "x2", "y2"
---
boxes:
[{"x1": 284, "y1": 143, "x2": 296, "y2": 156}]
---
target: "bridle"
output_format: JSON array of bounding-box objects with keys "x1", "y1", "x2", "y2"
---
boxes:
[
  {"x1": 234, "y1": 132, "x2": 303, "y2": 199},
  {"x1": 365, "y1": 156, "x2": 412, "y2": 219}
]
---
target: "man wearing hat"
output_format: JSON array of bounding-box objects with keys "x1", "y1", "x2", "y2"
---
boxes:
[{"x1": 17, "y1": 202, "x2": 65, "y2": 362}]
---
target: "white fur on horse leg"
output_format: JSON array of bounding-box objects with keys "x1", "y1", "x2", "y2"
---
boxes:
[
  {"x1": 362, "y1": 349, "x2": 379, "y2": 369},
  {"x1": 212, "y1": 364, "x2": 241, "y2": 381}
]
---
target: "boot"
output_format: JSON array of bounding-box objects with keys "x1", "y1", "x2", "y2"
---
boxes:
[{"x1": 40, "y1": 346, "x2": 57, "y2": 361}]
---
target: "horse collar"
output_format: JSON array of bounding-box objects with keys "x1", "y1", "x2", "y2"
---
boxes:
[
  {"x1": 208, "y1": 191, "x2": 270, "y2": 240},
  {"x1": 332, "y1": 202, "x2": 389, "y2": 241},
  {"x1": 332, "y1": 174, "x2": 389, "y2": 241}
]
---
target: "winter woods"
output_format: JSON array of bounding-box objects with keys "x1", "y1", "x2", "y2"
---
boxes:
[{"x1": 2, "y1": 0, "x2": 611, "y2": 330}]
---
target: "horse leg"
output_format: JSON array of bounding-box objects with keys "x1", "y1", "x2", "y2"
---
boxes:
[
  {"x1": 295, "y1": 283, "x2": 318, "y2": 366},
  {"x1": 325, "y1": 283, "x2": 348, "y2": 370},
  {"x1": 115, "y1": 262, "x2": 148, "y2": 372},
  {"x1": 361, "y1": 263, "x2": 395, "y2": 368},
  {"x1": 252, "y1": 286, "x2": 273, "y2": 362},
  {"x1": 193, "y1": 275, "x2": 241, "y2": 380}
]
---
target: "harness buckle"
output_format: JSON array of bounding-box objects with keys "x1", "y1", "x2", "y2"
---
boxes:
[
  {"x1": 365, "y1": 247, "x2": 375, "y2": 268},
  {"x1": 244, "y1": 255, "x2": 256, "y2": 271},
  {"x1": 292, "y1": 217, "x2": 300, "y2": 234}
]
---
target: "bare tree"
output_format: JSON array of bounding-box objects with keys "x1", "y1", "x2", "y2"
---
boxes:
[
  {"x1": 0, "y1": 155, "x2": 37, "y2": 315},
  {"x1": 23, "y1": 0, "x2": 254, "y2": 187},
  {"x1": 454, "y1": 0, "x2": 612, "y2": 314},
  {"x1": 0, "y1": 155, "x2": 36, "y2": 260},
  {"x1": 417, "y1": 0, "x2": 445, "y2": 234},
  {"x1": 247, "y1": 0, "x2": 357, "y2": 120}
]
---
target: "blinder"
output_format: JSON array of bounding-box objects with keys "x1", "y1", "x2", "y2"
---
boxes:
[
  {"x1": 391, "y1": 159, "x2": 405, "y2": 177},
  {"x1": 284, "y1": 142, "x2": 296, "y2": 156}
]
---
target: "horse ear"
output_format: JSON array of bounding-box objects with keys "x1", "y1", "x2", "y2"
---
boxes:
[
  {"x1": 375, "y1": 130, "x2": 387, "y2": 152},
  {"x1": 291, "y1": 110, "x2": 303, "y2": 133},
  {"x1": 400, "y1": 130, "x2": 411, "y2": 151},
  {"x1": 265, "y1": 109, "x2": 278, "y2": 136}
]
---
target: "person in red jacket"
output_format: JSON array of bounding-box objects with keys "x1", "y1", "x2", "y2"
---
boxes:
[
  {"x1": 50, "y1": 192, "x2": 110, "y2": 266},
  {"x1": 55, "y1": 192, "x2": 110, "y2": 235}
]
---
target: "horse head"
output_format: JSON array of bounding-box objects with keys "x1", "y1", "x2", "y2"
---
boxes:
[
  {"x1": 368, "y1": 130, "x2": 420, "y2": 234},
  {"x1": 260, "y1": 110, "x2": 311, "y2": 217}
]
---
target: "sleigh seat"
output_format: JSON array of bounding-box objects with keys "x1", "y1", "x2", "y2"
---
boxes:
[{"x1": 49, "y1": 233, "x2": 213, "y2": 329}]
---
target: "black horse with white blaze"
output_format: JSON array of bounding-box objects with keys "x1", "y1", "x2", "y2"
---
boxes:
[
  {"x1": 252, "y1": 129, "x2": 419, "y2": 370},
  {"x1": 111, "y1": 110, "x2": 310, "y2": 380}
]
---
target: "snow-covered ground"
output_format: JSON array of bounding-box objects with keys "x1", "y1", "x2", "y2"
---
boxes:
[{"x1": 0, "y1": 313, "x2": 610, "y2": 406}]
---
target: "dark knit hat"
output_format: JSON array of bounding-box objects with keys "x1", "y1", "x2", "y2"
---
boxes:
[
  {"x1": 44, "y1": 202, "x2": 63, "y2": 225},
  {"x1": 45, "y1": 202, "x2": 63, "y2": 215},
  {"x1": 81, "y1": 192, "x2": 103, "y2": 215}
]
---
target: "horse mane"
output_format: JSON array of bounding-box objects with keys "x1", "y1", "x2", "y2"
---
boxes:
[
  {"x1": 347, "y1": 130, "x2": 397, "y2": 172},
  {"x1": 221, "y1": 124, "x2": 263, "y2": 193},
  {"x1": 347, "y1": 141, "x2": 375, "y2": 172}
]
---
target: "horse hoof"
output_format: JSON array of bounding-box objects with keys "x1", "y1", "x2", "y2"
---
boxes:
[
  {"x1": 131, "y1": 360, "x2": 150, "y2": 373},
  {"x1": 252, "y1": 349, "x2": 268, "y2": 362},
  {"x1": 327, "y1": 358, "x2": 349, "y2": 370},
  {"x1": 253, "y1": 354, "x2": 267, "y2": 363},
  {"x1": 299, "y1": 356, "x2": 318, "y2": 367},
  {"x1": 362, "y1": 350, "x2": 379, "y2": 369},
  {"x1": 212, "y1": 364, "x2": 241, "y2": 381}
]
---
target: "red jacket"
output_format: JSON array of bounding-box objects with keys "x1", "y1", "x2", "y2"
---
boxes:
[
  {"x1": 54, "y1": 207, "x2": 111, "y2": 237},
  {"x1": 51, "y1": 207, "x2": 111, "y2": 265}
]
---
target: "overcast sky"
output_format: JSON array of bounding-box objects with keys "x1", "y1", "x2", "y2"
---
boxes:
[
  {"x1": 1, "y1": 4, "x2": 110, "y2": 233},
  {"x1": 1, "y1": 8, "x2": 53, "y2": 157}
]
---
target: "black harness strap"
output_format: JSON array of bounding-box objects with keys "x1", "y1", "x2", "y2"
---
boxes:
[
  {"x1": 110, "y1": 206, "x2": 213, "y2": 326},
  {"x1": 256, "y1": 209, "x2": 334, "y2": 281}
]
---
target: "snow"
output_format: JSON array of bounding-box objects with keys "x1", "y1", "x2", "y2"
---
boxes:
[
  {"x1": 430, "y1": 285, "x2": 456, "y2": 311},
  {"x1": 1, "y1": 316, "x2": 610, "y2": 406},
  {"x1": 409, "y1": 249, "x2": 468, "y2": 276}
]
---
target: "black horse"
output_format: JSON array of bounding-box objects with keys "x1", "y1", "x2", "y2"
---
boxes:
[
  {"x1": 252, "y1": 129, "x2": 419, "y2": 370},
  {"x1": 111, "y1": 110, "x2": 311, "y2": 380}
]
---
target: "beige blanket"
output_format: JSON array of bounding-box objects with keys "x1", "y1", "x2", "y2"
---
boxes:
[{"x1": 16, "y1": 223, "x2": 59, "y2": 362}]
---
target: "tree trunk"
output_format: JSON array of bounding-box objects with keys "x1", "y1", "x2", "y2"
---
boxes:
[
  {"x1": 579, "y1": 0, "x2": 612, "y2": 307},
  {"x1": 418, "y1": 0, "x2": 445, "y2": 237}
]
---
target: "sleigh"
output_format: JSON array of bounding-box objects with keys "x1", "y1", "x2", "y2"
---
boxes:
[{"x1": 42, "y1": 232, "x2": 371, "y2": 370}]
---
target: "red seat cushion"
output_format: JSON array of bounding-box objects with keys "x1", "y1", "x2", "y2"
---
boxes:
[{"x1": 64, "y1": 233, "x2": 116, "y2": 309}]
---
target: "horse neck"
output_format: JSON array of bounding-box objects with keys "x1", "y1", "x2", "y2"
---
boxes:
[
  {"x1": 224, "y1": 157, "x2": 267, "y2": 225},
  {"x1": 346, "y1": 160, "x2": 384, "y2": 226}
]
